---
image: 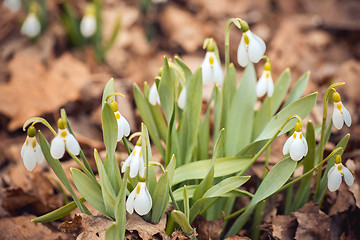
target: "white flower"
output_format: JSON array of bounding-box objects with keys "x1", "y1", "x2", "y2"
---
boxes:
[
  {"x1": 21, "y1": 12, "x2": 41, "y2": 38},
  {"x1": 50, "y1": 127, "x2": 80, "y2": 159},
  {"x1": 201, "y1": 51, "x2": 223, "y2": 85},
  {"x1": 21, "y1": 136, "x2": 44, "y2": 171},
  {"x1": 149, "y1": 83, "x2": 160, "y2": 105},
  {"x1": 177, "y1": 87, "x2": 186, "y2": 110},
  {"x1": 126, "y1": 182, "x2": 152, "y2": 215},
  {"x1": 3, "y1": 0, "x2": 21, "y2": 12},
  {"x1": 122, "y1": 145, "x2": 144, "y2": 178},
  {"x1": 256, "y1": 61, "x2": 274, "y2": 97},
  {"x1": 114, "y1": 111, "x2": 130, "y2": 141},
  {"x1": 282, "y1": 123, "x2": 308, "y2": 161},
  {"x1": 328, "y1": 159, "x2": 354, "y2": 192},
  {"x1": 332, "y1": 92, "x2": 351, "y2": 130},
  {"x1": 237, "y1": 30, "x2": 266, "y2": 67},
  {"x1": 80, "y1": 14, "x2": 96, "y2": 38}
]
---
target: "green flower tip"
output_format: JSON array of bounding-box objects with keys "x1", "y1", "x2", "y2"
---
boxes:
[
  {"x1": 138, "y1": 176, "x2": 146, "y2": 182},
  {"x1": 264, "y1": 61, "x2": 271, "y2": 71},
  {"x1": 335, "y1": 154, "x2": 342, "y2": 164},
  {"x1": 57, "y1": 118, "x2": 67, "y2": 130},
  {"x1": 240, "y1": 20, "x2": 249, "y2": 33},
  {"x1": 333, "y1": 92, "x2": 341, "y2": 103},
  {"x1": 27, "y1": 126, "x2": 37, "y2": 137},
  {"x1": 110, "y1": 101, "x2": 119, "y2": 112},
  {"x1": 294, "y1": 122, "x2": 302, "y2": 132},
  {"x1": 136, "y1": 136, "x2": 142, "y2": 146}
]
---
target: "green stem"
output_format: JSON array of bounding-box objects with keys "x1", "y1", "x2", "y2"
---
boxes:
[
  {"x1": 68, "y1": 151, "x2": 98, "y2": 185},
  {"x1": 237, "y1": 114, "x2": 302, "y2": 176},
  {"x1": 224, "y1": 206, "x2": 246, "y2": 221},
  {"x1": 23, "y1": 117, "x2": 57, "y2": 136},
  {"x1": 225, "y1": 18, "x2": 241, "y2": 72},
  {"x1": 122, "y1": 136, "x2": 131, "y2": 155}
]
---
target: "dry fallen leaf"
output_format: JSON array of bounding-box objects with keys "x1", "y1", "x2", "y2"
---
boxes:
[
  {"x1": 193, "y1": 215, "x2": 223, "y2": 240},
  {"x1": 76, "y1": 214, "x2": 113, "y2": 240},
  {"x1": 126, "y1": 212, "x2": 168, "y2": 240},
  {"x1": 271, "y1": 215, "x2": 297, "y2": 240},
  {"x1": 60, "y1": 214, "x2": 83, "y2": 233}
]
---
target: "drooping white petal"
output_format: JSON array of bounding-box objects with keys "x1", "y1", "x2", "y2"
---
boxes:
[
  {"x1": 117, "y1": 114, "x2": 130, "y2": 141},
  {"x1": 134, "y1": 183, "x2": 152, "y2": 215},
  {"x1": 50, "y1": 136, "x2": 65, "y2": 159},
  {"x1": 23, "y1": 147, "x2": 37, "y2": 171},
  {"x1": 3, "y1": 0, "x2": 21, "y2": 12},
  {"x1": 129, "y1": 147, "x2": 141, "y2": 178},
  {"x1": 327, "y1": 167, "x2": 342, "y2": 192},
  {"x1": 327, "y1": 166, "x2": 335, "y2": 178},
  {"x1": 80, "y1": 15, "x2": 96, "y2": 37},
  {"x1": 267, "y1": 74, "x2": 274, "y2": 97},
  {"x1": 122, "y1": 154, "x2": 132, "y2": 173},
  {"x1": 247, "y1": 31, "x2": 266, "y2": 63},
  {"x1": 138, "y1": 155, "x2": 145, "y2": 178},
  {"x1": 34, "y1": 143, "x2": 44, "y2": 164},
  {"x1": 302, "y1": 136, "x2": 308, "y2": 156},
  {"x1": 282, "y1": 133, "x2": 294, "y2": 155},
  {"x1": 237, "y1": 35, "x2": 249, "y2": 67},
  {"x1": 289, "y1": 136, "x2": 306, "y2": 161},
  {"x1": 201, "y1": 52, "x2": 214, "y2": 85},
  {"x1": 341, "y1": 102, "x2": 352, "y2": 127},
  {"x1": 21, "y1": 13, "x2": 41, "y2": 38},
  {"x1": 256, "y1": 72, "x2": 267, "y2": 97},
  {"x1": 65, "y1": 131, "x2": 80, "y2": 156},
  {"x1": 126, "y1": 188, "x2": 137, "y2": 214},
  {"x1": 342, "y1": 165, "x2": 354, "y2": 186},
  {"x1": 21, "y1": 140, "x2": 27, "y2": 159},
  {"x1": 177, "y1": 88, "x2": 186, "y2": 110},
  {"x1": 212, "y1": 57, "x2": 224, "y2": 85},
  {"x1": 149, "y1": 83, "x2": 160, "y2": 105},
  {"x1": 332, "y1": 104, "x2": 344, "y2": 130}
]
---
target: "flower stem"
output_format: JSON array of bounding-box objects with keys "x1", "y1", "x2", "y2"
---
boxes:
[{"x1": 225, "y1": 18, "x2": 241, "y2": 72}]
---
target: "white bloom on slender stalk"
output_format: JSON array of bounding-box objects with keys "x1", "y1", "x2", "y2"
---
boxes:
[
  {"x1": 110, "y1": 101, "x2": 130, "y2": 141},
  {"x1": 21, "y1": 126, "x2": 44, "y2": 171},
  {"x1": 126, "y1": 182, "x2": 152, "y2": 215},
  {"x1": 332, "y1": 92, "x2": 351, "y2": 130},
  {"x1": 3, "y1": 0, "x2": 21, "y2": 12},
  {"x1": 282, "y1": 122, "x2": 308, "y2": 161},
  {"x1": 149, "y1": 83, "x2": 160, "y2": 105},
  {"x1": 50, "y1": 119, "x2": 80, "y2": 159},
  {"x1": 237, "y1": 21, "x2": 266, "y2": 67},
  {"x1": 122, "y1": 145, "x2": 144, "y2": 178},
  {"x1": 21, "y1": 12, "x2": 41, "y2": 38},
  {"x1": 80, "y1": 4, "x2": 96, "y2": 38},
  {"x1": 177, "y1": 87, "x2": 186, "y2": 110},
  {"x1": 328, "y1": 155, "x2": 354, "y2": 192},
  {"x1": 201, "y1": 51, "x2": 223, "y2": 85},
  {"x1": 256, "y1": 61, "x2": 274, "y2": 97}
]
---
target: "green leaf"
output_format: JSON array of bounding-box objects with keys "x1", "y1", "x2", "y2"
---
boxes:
[
  {"x1": 178, "y1": 67, "x2": 203, "y2": 164},
  {"x1": 291, "y1": 120, "x2": 315, "y2": 211},
  {"x1": 105, "y1": 222, "x2": 122, "y2": 240},
  {"x1": 189, "y1": 198, "x2": 208, "y2": 223},
  {"x1": 255, "y1": 93, "x2": 318, "y2": 141},
  {"x1": 38, "y1": 132, "x2": 89, "y2": 214},
  {"x1": 225, "y1": 63, "x2": 257, "y2": 156},
  {"x1": 213, "y1": 85, "x2": 223, "y2": 143},
  {"x1": 203, "y1": 176, "x2": 250, "y2": 198},
  {"x1": 166, "y1": 155, "x2": 176, "y2": 187},
  {"x1": 102, "y1": 103, "x2": 120, "y2": 193},
  {"x1": 159, "y1": 56, "x2": 174, "y2": 123},
  {"x1": 32, "y1": 198, "x2": 86, "y2": 222},
  {"x1": 226, "y1": 157, "x2": 297, "y2": 237},
  {"x1": 94, "y1": 150, "x2": 116, "y2": 218},
  {"x1": 171, "y1": 210, "x2": 194, "y2": 234},
  {"x1": 133, "y1": 84, "x2": 165, "y2": 157},
  {"x1": 102, "y1": 78, "x2": 115, "y2": 108},
  {"x1": 151, "y1": 171, "x2": 170, "y2": 223},
  {"x1": 173, "y1": 157, "x2": 251, "y2": 186},
  {"x1": 283, "y1": 71, "x2": 310, "y2": 108},
  {"x1": 175, "y1": 56, "x2": 192, "y2": 80},
  {"x1": 221, "y1": 63, "x2": 237, "y2": 128},
  {"x1": 252, "y1": 69, "x2": 291, "y2": 139},
  {"x1": 198, "y1": 109, "x2": 210, "y2": 160},
  {"x1": 71, "y1": 168, "x2": 109, "y2": 218}
]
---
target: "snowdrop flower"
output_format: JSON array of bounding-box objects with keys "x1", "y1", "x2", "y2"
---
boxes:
[
  {"x1": 177, "y1": 87, "x2": 186, "y2": 110},
  {"x1": 237, "y1": 21, "x2": 266, "y2": 67},
  {"x1": 201, "y1": 51, "x2": 223, "y2": 85},
  {"x1": 21, "y1": 126, "x2": 44, "y2": 171},
  {"x1": 80, "y1": 4, "x2": 96, "y2": 38},
  {"x1": 328, "y1": 155, "x2": 354, "y2": 192},
  {"x1": 110, "y1": 101, "x2": 130, "y2": 141},
  {"x1": 21, "y1": 12, "x2": 41, "y2": 38},
  {"x1": 332, "y1": 92, "x2": 351, "y2": 130},
  {"x1": 282, "y1": 122, "x2": 308, "y2": 161},
  {"x1": 126, "y1": 182, "x2": 152, "y2": 215},
  {"x1": 149, "y1": 82, "x2": 160, "y2": 105},
  {"x1": 3, "y1": 0, "x2": 21, "y2": 12},
  {"x1": 50, "y1": 118, "x2": 80, "y2": 159},
  {"x1": 122, "y1": 144, "x2": 144, "y2": 178},
  {"x1": 256, "y1": 60, "x2": 274, "y2": 97}
]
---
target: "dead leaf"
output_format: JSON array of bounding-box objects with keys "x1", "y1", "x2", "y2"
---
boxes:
[
  {"x1": 0, "y1": 214, "x2": 72, "y2": 240},
  {"x1": 126, "y1": 212, "x2": 168, "y2": 240},
  {"x1": 60, "y1": 214, "x2": 83, "y2": 233},
  {"x1": 292, "y1": 202, "x2": 331, "y2": 240},
  {"x1": 271, "y1": 215, "x2": 297, "y2": 240},
  {"x1": 193, "y1": 215, "x2": 223, "y2": 240},
  {"x1": 170, "y1": 228, "x2": 197, "y2": 240},
  {"x1": 76, "y1": 214, "x2": 113, "y2": 240},
  {"x1": 0, "y1": 52, "x2": 90, "y2": 131},
  {"x1": 224, "y1": 236, "x2": 250, "y2": 240}
]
